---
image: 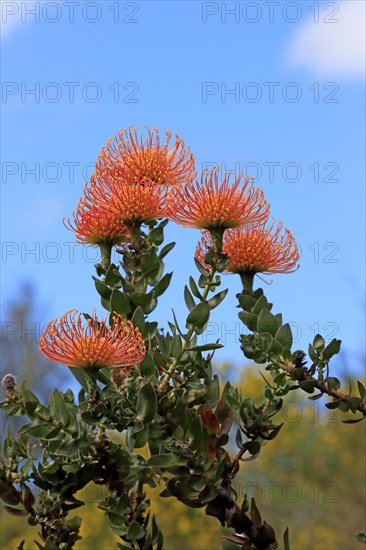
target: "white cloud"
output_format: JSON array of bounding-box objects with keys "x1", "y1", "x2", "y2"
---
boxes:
[
  {"x1": 286, "y1": 0, "x2": 365, "y2": 78},
  {"x1": 0, "y1": 0, "x2": 46, "y2": 39}
]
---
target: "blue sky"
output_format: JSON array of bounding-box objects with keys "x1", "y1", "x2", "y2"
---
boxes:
[{"x1": 1, "y1": 0, "x2": 365, "y2": 377}]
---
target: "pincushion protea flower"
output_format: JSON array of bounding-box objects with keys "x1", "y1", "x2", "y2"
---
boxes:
[
  {"x1": 88, "y1": 172, "x2": 168, "y2": 226},
  {"x1": 88, "y1": 126, "x2": 196, "y2": 226},
  {"x1": 64, "y1": 182, "x2": 129, "y2": 246},
  {"x1": 40, "y1": 310, "x2": 146, "y2": 369},
  {"x1": 96, "y1": 126, "x2": 196, "y2": 188},
  {"x1": 166, "y1": 168, "x2": 269, "y2": 231},
  {"x1": 196, "y1": 221, "x2": 299, "y2": 275}
]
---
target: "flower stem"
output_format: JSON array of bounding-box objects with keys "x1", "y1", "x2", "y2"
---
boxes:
[
  {"x1": 99, "y1": 242, "x2": 112, "y2": 271},
  {"x1": 240, "y1": 272, "x2": 254, "y2": 293}
]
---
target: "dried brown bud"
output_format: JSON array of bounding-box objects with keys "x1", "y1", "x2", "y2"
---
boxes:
[{"x1": 2, "y1": 374, "x2": 16, "y2": 389}]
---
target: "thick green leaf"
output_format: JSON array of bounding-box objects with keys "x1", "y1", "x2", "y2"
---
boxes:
[
  {"x1": 186, "y1": 301, "x2": 210, "y2": 329},
  {"x1": 308, "y1": 344, "x2": 319, "y2": 363},
  {"x1": 159, "y1": 241, "x2": 176, "y2": 259},
  {"x1": 238, "y1": 311, "x2": 258, "y2": 331},
  {"x1": 169, "y1": 335, "x2": 182, "y2": 359},
  {"x1": 357, "y1": 381, "x2": 366, "y2": 401},
  {"x1": 275, "y1": 324, "x2": 293, "y2": 349},
  {"x1": 187, "y1": 416, "x2": 203, "y2": 450},
  {"x1": 257, "y1": 309, "x2": 278, "y2": 336},
  {"x1": 208, "y1": 289, "x2": 228, "y2": 310},
  {"x1": 187, "y1": 343, "x2": 223, "y2": 352},
  {"x1": 323, "y1": 338, "x2": 341, "y2": 360},
  {"x1": 313, "y1": 333, "x2": 325, "y2": 350},
  {"x1": 148, "y1": 226, "x2": 164, "y2": 246},
  {"x1": 250, "y1": 498, "x2": 262, "y2": 528},
  {"x1": 148, "y1": 454, "x2": 185, "y2": 468},
  {"x1": 131, "y1": 307, "x2": 146, "y2": 333},
  {"x1": 139, "y1": 352, "x2": 159, "y2": 379},
  {"x1": 92, "y1": 277, "x2": 111, "y2": 300},
  {"x1": 51, "y1": 389, "x2": 70, "y2": 426},
  {"x1": 299, "y1": 380, "x2": 316, "y2": 394},
  {"x1": 194, "y1": 257, "x2": 209, "y2": 276},
  {"x1": 184, "y1": 286, "x2": 196, "y2": 311},
  {"x1": 136, "y1": 383, "x2": 157, "y2": 425},
  {"x1": 153, "y1": 273, "x2": 172, "y2": 298},
  {"x1": 155, "y1": 332, "x2": 171, "y2": 362},
  {"x1": 110, "y1": 289, "x2": 131, "y2": 315},
  {"x1": 284, "y1": 527, "x2": 291, "y2": 550},
  {"x1": 327, "y1": 377, "x2": 341, "y2": 392},
  {"x1": 127, "y1": 520, "x2": 145, "y2": 541},
  {"x1": 105, "y1": 264, "x2": 122, "y2": 287},
  {"x1": 189, "y1": 276, "x2": 202, "y2": 299}
]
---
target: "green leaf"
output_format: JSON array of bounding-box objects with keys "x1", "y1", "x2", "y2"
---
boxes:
[
  {"x1": 189, "y1": 276, "x2": 202, "y2": 299},
  {"x1": 208, "y1": 289, "x2": 228, "y2": 310},
  {"x1": 140, "y1": 352, "x2": 159, "y2": 379},
  {"x1": 259, "y1": 332, "x2": 273, "y2": 354},
  {"x1": 187, "y1": 343, "x2": 223, "y2": 352},
  {"x1": 252, "y1": 294, "x2": 272, "y2": 315},
  {"x1": 148, "y1": 454, "x2": 185, "y2": 468},
  {"x1": 105, "y1": 264, "x2": 122, "y2": 287},
  {"x1": 108, "y1": 511, "x2": 125, "y2": 526},
  {"x1": 238, "y1": 311, "x2": 258, "y2": 332},
  {"x1": 250, "y1": 497, "x2": 262, "y2": 528},
  {"x1": 159, "y1": 241, "x2": 175, "y2": 259},
  {"x1": 92, "y1": 277, "x2": 111, "y2": 300},
  {"x1": 194, "y1": 257, "x2": 209, "y2": 276},
  {"x1": 51, "y1": 389, "x2": 70, "y2": 426},
  {"x1": 237, "y1": 293, "x2": 256, "y2": 311},
  {"x1": 56, "y1": 437, "x2": 81, "y2": 456},
  {"x1": 131, "y1": 307, "x2": 146, "y2": 333},
  {"x1": 283, "y1": 527, "x2": 291, "y2": 550},
  {"x1": 257, "y1": 309, "x2": 278, "y2": 336},
  {"x1": 325, "y1": 400, "x2": 340, "y2": 409},
  {"x1": 187, "y1": 416, "x2": 203, "y2": 450},
  {"x1": 155, "y1": 332, "x2": 171, "y2": 362},
  {"x1": 275, "y1": 324, "x2": 293, "y2": 349},
  {"x1": 127, "y1": 520, "x2": 145, "y2": 541},
  {"x1": 348, "y1": 396, "x2": 362, "y2": 413},
  {"x1": 357, "y1": 381, "x2": 366, "y2": 402},
  {"x1": 153, "y1": 273, "x2": 172, "y2": 298},
  {"x1": 169, "y1": 335, "x2": 182, "y2": 359},
  {"x1": 327, "y1": 377, "x2": 341, "y2": 392},
  {"x1": 186, "y1": 301, "x2": 210, "y2": 329},
  {"x1": 184, "y1": 286, "x2": 196, "y2": 312},
  {"x1": 308, "y1": 344, "x2": 319, "y2": 363},
  {"x1": 323, "y1": 339, "x2": 341, "y2": 360},
  {"x1": 313, "y1": 333, "x2": 325, "y2": 350},
  {"x1": 136, "y1": 383, "x2": 157, "y2": 425},
  {"x1": 110, "y1": 289, "x2": 131, "y2": 315},
  {"x1": 299, "y1": 380, "x2": 316, "y2": 394},
  {"x1": 68, "y1": 367, "x2": 88, "y2": 391},
  {"x1": 148, "y1": 226, "x2": 164, "y2": 245}
]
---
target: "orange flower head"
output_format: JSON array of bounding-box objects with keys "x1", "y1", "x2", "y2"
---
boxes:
[
  {"x1": 166, "y1": 168, "x2": 269, "y2": 230},
  {"x1": 64, "y1": 182, "x2": 129, "y2": 246},
  {"x1": 96, "y1": 126, "x2": 196, "y2": 188},
  {"x1": 88, "y1": 172, "x2": 167, "y2": 226},
  {"x1": 39, "y1": 310, "x2": 146, "y2": 369},
  {"x1": 196, "y1": 220, "x2": 300, "y2": 275}
]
